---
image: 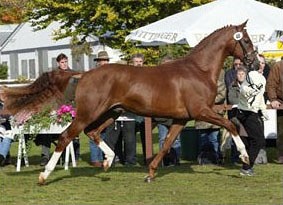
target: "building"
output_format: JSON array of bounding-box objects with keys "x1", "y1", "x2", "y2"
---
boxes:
[{"x1": 0, "y1": 21, "x2": 121, "y2": 80}]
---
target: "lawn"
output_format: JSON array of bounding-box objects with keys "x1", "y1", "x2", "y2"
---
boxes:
[{"x1": 0, "y1": 132, "x2": 282, "y2": 205}]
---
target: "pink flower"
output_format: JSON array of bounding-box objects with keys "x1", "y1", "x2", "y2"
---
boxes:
[
  {"x1": 57, "y1": 110, "x2": 63, "y2": 116},
  {"x1": 63, "y1": 105, "x2": 70, "y2": 112},
  {"x1": 70, "y1": 110, "x2": 76, "y2": 118},
  {"x1": 55, "y1": 104, "x2": 76, "y2": 122}
]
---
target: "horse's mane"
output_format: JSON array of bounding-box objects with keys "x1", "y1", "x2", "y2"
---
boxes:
[
  {"x1": 190, "y1": 25, "x2": 234, "y2": 55},
  {"x1": 1, "y1": 70, "x2": 80, "y2": 115}
]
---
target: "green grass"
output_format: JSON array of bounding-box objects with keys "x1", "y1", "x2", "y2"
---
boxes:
[{"x1": 0, "y1": 132, "x2": 282, "y2": 205}]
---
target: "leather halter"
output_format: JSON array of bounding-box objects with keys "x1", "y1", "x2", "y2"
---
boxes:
[{"x1": 233, "y1": 27, "x2": 259, "y2": 71}]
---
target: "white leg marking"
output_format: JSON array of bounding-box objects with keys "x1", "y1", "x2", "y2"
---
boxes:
[
  {"x1": 41, "y1": 152, "x2": 62, "y2": 180},
  {"x1": 231, "y1": 134, "x2": 249, "y2": 163},
  {"x1": 220, "y1": 129, "x2": 231, "y2": 152},
  {"x1": 98, "y1": 140, "x2": 115, "y2": 168}
]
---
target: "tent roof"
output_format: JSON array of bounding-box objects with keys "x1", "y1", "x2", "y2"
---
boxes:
[
  {"x1": 1, "y1": 21, "x2": 98, "y2": 52},
  {"x1": 126, "y1": 0, "x2": 283, "y2": 46}
]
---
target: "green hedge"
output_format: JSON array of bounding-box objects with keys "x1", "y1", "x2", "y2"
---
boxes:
[{"x1": 0, "y1": 64, "x2": 8, "y2": 79}]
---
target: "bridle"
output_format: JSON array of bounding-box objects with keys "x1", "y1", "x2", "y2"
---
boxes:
[
  {"x1": 232, "y1": 27, "x2": 263, "y2": 106},
  {"x1": 232, "y1": 27, "x2": 259, "y2": 71}
]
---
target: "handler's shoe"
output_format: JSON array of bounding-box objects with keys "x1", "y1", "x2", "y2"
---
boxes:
[{"x1": 240, "y1": 168, "x2": 254, "y2": 176}]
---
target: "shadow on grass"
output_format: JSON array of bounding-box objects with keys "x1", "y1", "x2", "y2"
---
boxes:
[
  {"x1": 49, "y1": 160, "x2": 251, "y2": 185},
  {"x1": 4, "y1": 167, "x2": 43, "y2": 176},
  {"x1": 4, "y1": 159, "x2": 275, "y2": 186},
  {"x1": 4, "y1": 146, "x2": 280, "y2": 185}
]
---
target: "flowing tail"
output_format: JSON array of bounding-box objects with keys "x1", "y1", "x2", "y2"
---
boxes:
[{"x1": 0, "y1": 70, "x2": 82, "y2": 119}]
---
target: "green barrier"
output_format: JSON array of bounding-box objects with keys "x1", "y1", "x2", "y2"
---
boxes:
[{"x1": 180, "y1": 127, "x2": 200, "y2": 161}]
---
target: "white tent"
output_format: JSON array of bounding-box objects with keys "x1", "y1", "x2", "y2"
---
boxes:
[{"x1": 126, "y1": 0, "x2": 283, "y2": 47}]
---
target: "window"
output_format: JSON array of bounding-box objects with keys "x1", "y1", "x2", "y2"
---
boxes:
[
  {"x1": 29, "y1": 59, "x2": 36, "y2": 79},
  {"x1": 21, "y1": 59, "x2": 36, "y2": 79},
  {"x1": 51, "y1": 58, "x2": 57, "y2": 69},
  {"x1": 21, "y1": 60, "x2": 28, "y2": 77}
]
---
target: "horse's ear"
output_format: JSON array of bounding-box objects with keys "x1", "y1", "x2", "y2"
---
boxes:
[{"x1": 239, "y1": 20, "x2": 248, "y2": 30}]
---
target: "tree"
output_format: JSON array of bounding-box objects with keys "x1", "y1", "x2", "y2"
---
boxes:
[
  {"x1": 26, "y1": 0, "x2": 211, "y2": 64},
  {"x1": 0, "y1": 0, "x2": 29, "y2": 23},
  {"x1": 260, "y1": 0, "x2": 283, "y2": 8},
  {"x1": 9, "y1": 0, "x2": 283, "y2": 64}
]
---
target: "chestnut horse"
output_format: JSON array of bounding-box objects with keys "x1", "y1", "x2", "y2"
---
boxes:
[{"x1": 0, "y1": 21, "x2": 258, "y2": 184}]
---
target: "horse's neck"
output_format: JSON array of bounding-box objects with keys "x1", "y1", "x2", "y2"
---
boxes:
[
  {"x1": 182, "y1": 28, "x2": 235, "y2": 83},
  {"x1": 188, "y1": 47, "x2": 226, "y2": 82}
]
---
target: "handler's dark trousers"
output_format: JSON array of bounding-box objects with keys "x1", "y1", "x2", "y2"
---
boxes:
[
  {"x1": 237, "y1": 110, "x2": 265, "y2": 170},
  {"x1": 104, "y1": 121, "x2": 136, "y2": 165}
]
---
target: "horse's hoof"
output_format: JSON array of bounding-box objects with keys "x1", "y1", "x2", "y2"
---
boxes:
[
  {"x1": 103, "y1": 160, "x2": 110, "y2": 171},
  {"x1": 144, "y1": 175, "x2": 154, "y2": 183},
  {"x1": 38, "y1": 172, "x2": 46, "y2": 185},
  {"x1": 240, "y1": 155, "x2": 250, "y2": 165}
]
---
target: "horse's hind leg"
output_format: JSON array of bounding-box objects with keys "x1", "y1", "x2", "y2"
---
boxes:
[
  {"x1": 38, "y1": 119, "x2": 85, "y2": 185},
  {"x1": 85, "y1": 109, "x2": 121, "y2": 170},
  {"x1": 86, "y1": 117, "x2": 116, "y2": 171},
  {"x1": 145, "y1": 120, "x2": 186, "y2": 182}
]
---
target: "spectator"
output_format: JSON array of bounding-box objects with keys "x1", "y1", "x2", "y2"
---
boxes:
[
  {"x1": 225, "y1": 58, "x2": 243, "y2": 164},
  {"x1": 89, "y1": 50, "x2": 110, "y2": 167},
  {"x1": 105, "y1": 112, "x2": 137, "y2": 166},
  {"x1": 237, "y1": 67, "x2": 268, "y2": 176},
  {"x1": 36, "y1": 53, "x2": 80, "y2": 166},
  {"x1": 195, "y1": 70, "x2": 226, "y2": 165},
  {"x1": 0, "y1": 102, "x2": 12, "y2": 166},
  {"x1": 94, "y1": 50, "x2": 110, "y2": 67},
  {"x1": 131, "y1": 54, "x2": 147, "y2": 164},
  {"x1": 227, "y1": 66, "x2": 247, "y2": 164},
  {"x1": 104, "y1": 54, "x2": 146, "y2": 166},
  {"x1": 266, "y1": 58, "x2": 283, "y2": 164},
  {"x1": 154, "y1": 118, "x2": 181, "y2": 166},
  {"x1": 227, "y1": 66, "x2": 247, "y2": 120},
  {"x1": 225, "y1": 57, "x2": 243, "y2": 90},
  {"x1": 258, "y1": 54, "x2": 270, "y2": 103},
  {"x1": 254, "y1": 54, "x2": 269, "y2": 164}
]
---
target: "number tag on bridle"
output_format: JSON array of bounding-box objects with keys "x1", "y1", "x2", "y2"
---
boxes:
[{"x1": 233, "y1": 32, "x2": 243, "y2": 41}]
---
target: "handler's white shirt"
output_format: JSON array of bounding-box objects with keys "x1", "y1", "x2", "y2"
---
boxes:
[{"x1": 238, "y1": 70, "x2": 266, "y2": 113}]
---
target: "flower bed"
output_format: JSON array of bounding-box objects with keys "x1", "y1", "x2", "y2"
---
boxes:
[{"x1": 11, "y1": 104, "x2": 76, "y2": 145}]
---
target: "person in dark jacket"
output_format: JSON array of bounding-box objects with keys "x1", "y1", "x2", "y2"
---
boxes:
[{"x1": 266, "y1": 59, "x2": 283, "y2": 163}]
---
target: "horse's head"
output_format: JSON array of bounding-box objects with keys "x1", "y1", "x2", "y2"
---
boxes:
[{"x1": 229, "y1": 20, "x2": 259, "y2": 71}]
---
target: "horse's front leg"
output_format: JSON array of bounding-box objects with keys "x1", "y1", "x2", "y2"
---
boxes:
[
  {"x1": 146, "y1": 120, "x2": 186, "y2": 183},
  {"x1": 87, "y1": 118, "x2": 115, "y2": 171},
  {"x1": 198, "y1": 108, "x2": 249, "y2": 165},
  {"x1": 38, "y1": 120, "x2": 84, "y2": 185}
]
